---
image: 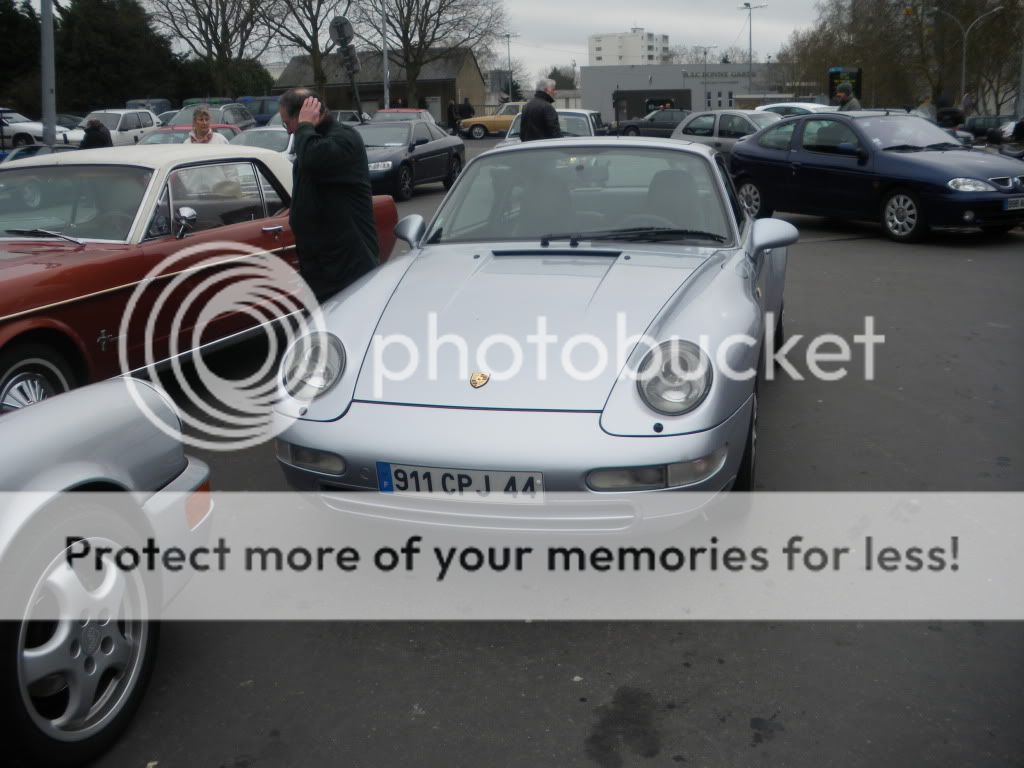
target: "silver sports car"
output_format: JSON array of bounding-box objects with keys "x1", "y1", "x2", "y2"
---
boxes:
[{"x1": 274, "y1": 137, "x2": 798, "y2": 527}]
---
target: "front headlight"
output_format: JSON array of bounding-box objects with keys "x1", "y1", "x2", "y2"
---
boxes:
[
  {"x1": 368, "y1": 161, "x2": 393, "y2": 171},
  {"x1": 636, "y1": 340, "x2": 712, "y2": 416},
  {"x1": 280, "y1": 333, "x2": 346, "y2": 400},
  {"x1": 947, "y1": 178, "x2": 996, "y2": 192}
]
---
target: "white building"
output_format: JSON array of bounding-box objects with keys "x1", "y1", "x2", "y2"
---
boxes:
[{"x1": 588, "y1": 28, "x2": 671, "y2": 66}]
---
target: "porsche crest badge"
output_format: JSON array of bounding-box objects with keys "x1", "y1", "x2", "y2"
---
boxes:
[{"x1": 470, "y1": 371, "x2": 490, "y2": 388}]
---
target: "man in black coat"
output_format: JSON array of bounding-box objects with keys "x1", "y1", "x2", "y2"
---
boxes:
[
  {"x1": 79, "y1": 119, "x2": 112, "y2": 149},
  {"x1": 278, "y1": 88, "x2": 379, "y2": 303},
  {"x1": 520, "y1": 78, "x2": 561, "y2": 142}
]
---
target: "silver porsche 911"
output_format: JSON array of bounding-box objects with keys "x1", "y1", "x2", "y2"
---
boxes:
[{"x1": 274, "y1": 137, "x2": 798, "y2": 527}]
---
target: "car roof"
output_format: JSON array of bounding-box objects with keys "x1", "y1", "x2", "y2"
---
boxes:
[
  {"x1": 1, "y1": 144, "x2": 290, "y2": 171},
  {"x1": 86, "y1": 108, "x2": 154, "y2": 115},
  {"x1": 155, "y1": 123, "x2": 236, "y2": 131},
  {"x1": 756, "y1": 102, "x2": 837, "y2": 111},
  {"x1": 377, "y1": 108, "x2": 428, "y2": 113},
  {"x1": 489, "y1": 135, "x2": 717, "y2": 158}
]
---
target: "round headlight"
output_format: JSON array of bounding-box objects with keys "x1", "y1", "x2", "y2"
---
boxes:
[
  {"x1": 281, "y1": 333, "x2": 346, "y2": 400},
  {"x1": 636, "y1": 340, "x2": 712, "y2": 416},
  {"x1": 947, "y1": 178, "x2": 996, "y2": 192}
]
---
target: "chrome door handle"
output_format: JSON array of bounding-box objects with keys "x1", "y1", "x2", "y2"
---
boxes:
[{"x1": 262, "y1": 225, "x2": 284, "y2": 234}]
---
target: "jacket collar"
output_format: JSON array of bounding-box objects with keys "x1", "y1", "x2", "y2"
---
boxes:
[{"x1": 533, "y1": 90, "x2": 555, "y2": 104}]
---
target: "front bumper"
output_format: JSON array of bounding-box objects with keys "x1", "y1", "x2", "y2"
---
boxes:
[
  {"x1": 275, "y1": 399, "x2": 752, "y2": 531},
  {"x1": 923, "y1": 190, "x2": 1024, "y2": 229}
]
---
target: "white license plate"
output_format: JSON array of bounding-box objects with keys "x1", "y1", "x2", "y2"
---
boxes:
[
  {"x1": 376, "y1": 462, "x2": 544, "y2": 503},
  {"x1": 1005, "y1": 197, "x2": 1024, "y2": 211}
]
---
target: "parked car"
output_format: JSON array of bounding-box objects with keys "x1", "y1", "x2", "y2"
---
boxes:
[
  {"x1": 182, "y1": 97, "x2": 234, "y2": 107},
  {"x1": 963, "y1": 114, "x2": 1015, "y2": 140},
  {"x1": 267, "y1": 110, "x2": 370, "y2": 127},
  {"x1": 372, "y1": 108, "x2": 438, "y2": 124},
  {"x1": 164, "y1": 104, "x2": 257, "y2": 132},
  {"x1": 672, "y1": 109, "x2": 782, "y2": 160},
  {"x1": 56, "y1": 113, "x2": 85, "y2": 130},
  {"x1": 238, "y1": 95, "x2": 280, "y2": 126},
  {"x1": 139, "y1": 124, "x2": 242, "y2": 144},
  {"x1": 229, "y1": 125, "x2": 293, "y2": 155},
  {"x1": 0, "y1": 108, "x2": 85, "y2": 149},
  {"x1": 755, "y1": 102, "x2": 838, "y2": 117},
  {"x1": 458, "y1": 101, "x2": 525, "y2": 139},
  {"x1": 0, "y1": 145, "x2": 399, "y2": 411},
  {"x1": 1, "y1": 144, "x2": 78, "y2": 165},
  {"x1": 355, "y1": 119, "x2": 465, "y2": 201},
  {"x1": 78, "y1": 109, "x2": 161, "y2": 146},
  {"x1": 157, "y1": 110, "x2": 178, "y2": 125},
  {"x1": 730, "y1": 111, "x2": 1024, "y2": 241},
  {"x1": 0, "y1": 376, "x2": 211, "y2": 767},
  {"x1": 274, "y1": 137, "x2": 799, "y2": 519},
  {"x1": 614, "y1": 108, "x2": 690, "y2": 137},
  {"x1": 496, "y1": 108, "x2": 606, "y2": 148},
  {"x1": 125, "y1": 98, "x2": 174, "y2": 115}
]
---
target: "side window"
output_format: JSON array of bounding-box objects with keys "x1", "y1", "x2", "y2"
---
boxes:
[
  {"x1": 119, "y1": 113, "x2": 140, "y2": 131},
  {"x1": 255, "y1": 164, "x2": 285, "y2": 214},
  {"x1": 427, "y1": 123, "x2": 447, "y2": 140},
  {"x1": 139, "y1": 112, "x2": 153, "y2": 128},
  {"x1": 240, "y1": 108, "x2": 254, "y2": 123},
  {"x1": 802, "y1": 119, "x2": 859, "y2": 153},
  {"x1": 758, "y1": 122, "x2": 796, "y2": 150},
  {"x1": 168, "y1": 162, "x2": 265, "y2": 232},
  {"x1": 507, "y1": 114, "x2": 521, "y2": 137},
  {"x1": 413, "y1": 123, "x2": 431, "y2": 143},
  {"x1": 145, "y1": 184, "x2": 172, "y2": 240},
  {"x1": 683, "y1": 115, "x2": 716, "y2": 137},
  {"x1": 719, "y1": 114, "x2": 753, "y2": 139}
]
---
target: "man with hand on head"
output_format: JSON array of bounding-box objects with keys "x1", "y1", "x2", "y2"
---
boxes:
[{"x1": 278, "y1": 87, "x2": 379, "y2": 303}]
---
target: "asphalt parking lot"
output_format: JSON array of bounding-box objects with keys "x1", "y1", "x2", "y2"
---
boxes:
[{"x1": 89, "y1": 137, "x2": 1024, "y2": 767}]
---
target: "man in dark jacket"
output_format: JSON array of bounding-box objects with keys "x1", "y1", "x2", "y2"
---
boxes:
[
  {"x1": 79, "y1": 119, "x2": 112, "y2": 149},
  {"x1": 520, "y1": 79, "x2": 561, "y2": 142},
  {"x1": 278, "y1": 88, "x2": 379, "y2": 303}
]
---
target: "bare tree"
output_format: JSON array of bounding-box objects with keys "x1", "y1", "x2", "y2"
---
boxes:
[
  {"x1": 147, "y1": 0, "x2": 273, "y2": 94},
  {"x1": 261, "y1": 0, "x2": 351, "y2": 95},
  {"x1": 348, "y1": 0, "x2": 505, "y2": 106}
]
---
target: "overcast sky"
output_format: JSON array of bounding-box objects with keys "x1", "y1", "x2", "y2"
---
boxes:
[{"x1": 505, "y1": 0, "x2": 817, "y2": 82}]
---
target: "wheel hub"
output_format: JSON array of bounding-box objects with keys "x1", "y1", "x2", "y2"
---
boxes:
[{"x1": 1, "y1": 371, "x2": 57, "y2": 411}]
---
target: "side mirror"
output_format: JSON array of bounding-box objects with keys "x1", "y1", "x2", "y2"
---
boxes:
[
  {"x1": 175, "y1": 206, "x2": 197, "y2": 239},
  {"x1": 394, "y1": 214, "x2": 425, "y2": 246},
  {"x1": 750, "y1": 218, "x2": 799, "y2": 257}
]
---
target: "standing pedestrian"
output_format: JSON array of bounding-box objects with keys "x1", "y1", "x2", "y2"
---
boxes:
[
  {"x1": 185, "y1": 106, "x2": 229, "y2": 144},
  {"x1": 79, "y1": 118, "x2": 113, "y2": 149},
  {"x1": 835, "y1": 82, "x2": 861, "y2": 111},
  {"x1": 459, "y1": 97, "x2": 475, "y2": 121},
  {"x1": 447, "y1": 100, "x2": 460, "y2": 135},
  {"x1": 278, "y1": 87, "x2": 379, "y2": 303},
  {"x1": 914, "y1": 95, "x2": 937, "y2": 120},
  {"x1": 959, "y1": 91, "x2": 976, "y2": 119},
  {"x1": 520, "y1": 78, "x2": 561, "y2": 142}
]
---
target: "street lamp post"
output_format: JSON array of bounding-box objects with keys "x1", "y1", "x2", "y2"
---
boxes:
[
  {"x1": 505, "y1": 32, "x2": 520, "y2": 101},
  {"x1": 699, "y1": 45, "x2": 718, "y2": 109},
  {"x1": 930, "y1": 5, "x2": 1003, "y2": 100},
  {"x1": 739, "y1": 2, "x2": 767, "y2": 95}
]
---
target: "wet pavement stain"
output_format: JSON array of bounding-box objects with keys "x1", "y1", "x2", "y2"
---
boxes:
[
  {"x1": 585, "y1": 687, "x2": 662, "y2": 767},
  {"x1": 750, "y1": 713, "x2": 785, "y2": 747}
]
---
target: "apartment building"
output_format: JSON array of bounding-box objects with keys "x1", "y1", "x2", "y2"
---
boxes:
[{"x1": 588, "y1": 28, "x2": 671, "y2": 66}]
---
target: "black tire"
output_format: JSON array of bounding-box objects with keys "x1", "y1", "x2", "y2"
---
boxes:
[
  {"x1": 0, "y1": 343, "x2": 77, "y2": 414},
  {"x1": 732, "y1": 390, "x2": 758, "y2": 492},
  {"x1": 443, "y1": 154, "x2": 462, "y2": 190},
  {"x1": 469, "y1": 124, "x2": 487, "y2": 140},
  {"x1": 881, "y1": 188, "x2": 927, "y2": 243},
  {"x1": 13, "y1": 134, "x2": 33, "y2": 148},
  {"x1": 622, "y1": 126, "x2": 639, "y2": 136},
  {"x1": 736, "y1": 178, "x2": 773, "y2": 219},
  {"x1": 1, "y1": 499, "x2": 159, "y2": 768},
  {"x1": 393, "y1": 164, "x2": 414, "y2": 202}
]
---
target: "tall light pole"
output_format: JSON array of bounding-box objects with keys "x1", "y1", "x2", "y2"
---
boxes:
[
  {"x1": 698, "y1": 45, "x2": 718, "y2": 109},
  {"x1": 40, "y1": 0, "x2": 56, "y2": 145},
  {"x1": 765, "y1": 54, "x2": 772, "y2": 98},
  {"x1": 504, "y1": 32, "x2": 520, "y2": 101},
  {"x1": 739, "y1": 2, "x2": 767, "y2": 95},
  {"x1": 930, "y1": 5, "x2": 1003, "y2": 99},
  {"x1": 381, "y1": 6, "x2": 390, "y2": 108}
]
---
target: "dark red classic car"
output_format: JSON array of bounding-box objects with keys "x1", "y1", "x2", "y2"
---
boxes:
[{"x1": 0, "y1": 145, "x2": 398, "y2": 411}]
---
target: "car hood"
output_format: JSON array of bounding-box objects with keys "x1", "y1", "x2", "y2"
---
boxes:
[
  {"x1": 352, "y1": 243, "x2": 713, "y2": 410},
  {"x1": 0, "y1": 241, "x2": 121, "y2": 316},
  {"x1": 883, "y1": 145, "x2": 1024, "y2": 178}
]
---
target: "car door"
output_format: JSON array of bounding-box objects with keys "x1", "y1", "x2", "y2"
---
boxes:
[
  {"x1": 115, "y1": 113, "x2": 140, "y2": 145},
  {"x1": 732, "y1": 119, "x2": 799, "y2": 211},
  {"x1": 409, "y1": 122, "x2": 446, "y2": 181},
  {"x1": 791, "y1": 118, "x2": 875, "y2": 216},
  {"x1": 138, "y1": 111, "x2": 157, "y2": 139},
  {"x1": 648, "y1": 110, "x2": 678, "y2": 137},
  {"x1": 717, "y1": 113, "x2": 757, "y2": 159},
  {"x1": 135, "y1": 160, "x2": 299, "y2": 361},
  {"x1": 677, "y1": 113, "x2": 717, "y2": 149}
]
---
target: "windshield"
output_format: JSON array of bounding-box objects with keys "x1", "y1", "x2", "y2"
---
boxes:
[
  {"x1": 1, "y1": 112, "x2": 31, "y2": 124},
  {"x1": 750, "y1": 112, "x2": 782, "y2": 128},
  {"x1": 425, "y1": 146, "x2": 732, "y2": 245},
  {"x1": 230, "y1": 130, "x2": 291, "y2": 152},
  {"x1": 0, "y1": 164, "x2": 152, "y2": 241},
  {"x1": 373, "y1": 111, "x2": 422, "y2": 122},
  {"x1": 354, "y1": 124, "x2": 410, "y2": 147},
  {"x1": 856, "y1": 114, "x2": 963, "y2": 149},
  {"x1": 167, "y1": 106, "x2": 224, "y2": 125},
  {"x1": 83, "y1": 112, "x2": 121, "y2": 130}
]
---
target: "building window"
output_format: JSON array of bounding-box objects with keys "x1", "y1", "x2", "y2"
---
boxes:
[
  {"x1": 595, "y1": 47, "x2": 601, "y2": 51},
  {"x1": 647, "y1": 55, "x2": 654, "y2": 60},
  {"x1": 648, "y1": 45, "x2": 654, "y2": 51},
  {"x1": 596, "y1": 56, "x2": 602, "y2": 61},
  {"x1": 728, "y1": 91, "x2": 734, "y2": 107},
  {"x1": 706, "y1": 91, "x2": 711, "y2": 108}
]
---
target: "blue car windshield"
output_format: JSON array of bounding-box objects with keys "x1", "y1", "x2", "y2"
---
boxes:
[
  {"x1": 856, "y1": 115, "x2": 960, "y2": 149},
  {"x1": 354, "y1": 124, "x2": 410, "y2": 147}
]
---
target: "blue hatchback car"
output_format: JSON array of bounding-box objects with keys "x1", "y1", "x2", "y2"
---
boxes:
[
  {"x1": 238, "y1": 95, "x2": 280, "y2": 126},
  {"x1": 729, "y1": 111, "x2": 1024, "y2": 242}
]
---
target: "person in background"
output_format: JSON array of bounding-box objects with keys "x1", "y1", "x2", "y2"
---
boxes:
[
  {"x1": 79, "y1": 119, "x2": 112, "y2": 149},
  {"x1": 520, "y1": 78, "x2": 561, "y2": 141},
  {"x1": 914, "y1": 94, "x2": 937, "y2": 120},
  {"x1": 447, "y1": 100, "x2": 460, "y2": 135},
  {"x1": 835, "y1": 82, "x2": 861, "y2": 111},
  {"x1": 277, "y1": 87, "x2": 379, "y2": 303},
  {"x1": 459, "y1": 97, "x2": 475, "y2": 121},
  {"x1": 959, "y1": 91, "x2": 976, "y2": 119},
  {"x1": 185, "y1": 106, "x2": 228, "y2": 144}
]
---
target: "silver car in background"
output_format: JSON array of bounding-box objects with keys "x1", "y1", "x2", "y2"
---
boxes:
[
  {"x1": 672, "y1": 109, "x2": 782, "y2": 160},
  {"x1": 274, "y1": 137, "x2": 798, "y2": 529},
  {"x1": 0, "y1": 378, "x2": 210, "y2": 767}
]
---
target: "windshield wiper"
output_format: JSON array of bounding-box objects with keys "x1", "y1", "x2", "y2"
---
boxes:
[
  {"x1": 923, "y1": 142, "x2": 966, "y2": 151},
  {"x1": 4, "y1": 228, "x2": 83, "y2": 245},
  {"x1": 882, "y1": 144, "x2": 924, "y2": 152},
  {"x1": 540, "y1": 227, "x2": 727, "y2": 245}
]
